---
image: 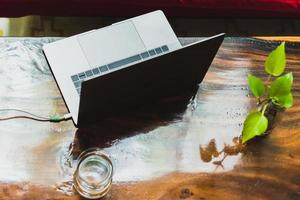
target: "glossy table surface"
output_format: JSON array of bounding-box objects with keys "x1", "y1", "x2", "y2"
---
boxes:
[{"x1": 0, "y1": 37, "x2": 299, "y2": 199}]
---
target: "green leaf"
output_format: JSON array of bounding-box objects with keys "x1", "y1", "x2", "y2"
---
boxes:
[
  {"x1": 272, "y1": 92, "x2": 293, "y2": 108},
  {"x1": 242, "y1": 112, "x2": 268, "y2": 143},
  {"x1": 248, "y1": 74, "x2": 265, "y2": 97},
  {"x1": 265, "y1": 42, "x2": 286, "y2": 76},
  {"x1": 269, "y1": 73, "x2": 293, "y2": 108},
  {"x1": 269, "y1": 72, "x2": 293, "y2": 96}
]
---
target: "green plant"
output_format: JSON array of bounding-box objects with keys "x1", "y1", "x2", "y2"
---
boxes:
[{"x1": 242, "y1": 42, "x2": 293, "y2": 143}]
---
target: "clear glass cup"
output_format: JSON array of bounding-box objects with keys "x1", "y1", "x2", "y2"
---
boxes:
[{"x1": 73, "y1": 148, "x2": 113, "y2": 199}]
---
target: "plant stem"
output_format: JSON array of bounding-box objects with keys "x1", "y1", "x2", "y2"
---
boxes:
[
  {"x1": 262, "y1": 103, "x2": 269, "y2": 115},
  {"x1": 267, "y1": 75, "x2": 272, "y2": 83},
  {"x1": 257, "y1": 97, "x2": 261, "y2": 104},
  {"x1": 258, "y1": 98, "x2": 270, "y2": 113},
  {"x1": 258, "y1": 98, "x2": 269, "y2": 106}
]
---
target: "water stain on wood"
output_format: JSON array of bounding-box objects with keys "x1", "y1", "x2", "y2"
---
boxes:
[{"x1": 200, "y1": 137, "x2": 245, "y2": 168}]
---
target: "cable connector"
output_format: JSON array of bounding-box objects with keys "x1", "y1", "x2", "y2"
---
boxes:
[
  {"x1": 49, "y1": 113, "x2": 72, "y2": 122},
  {"x1": 63, "y1": 113, "x2": 72, "y2": 120}
]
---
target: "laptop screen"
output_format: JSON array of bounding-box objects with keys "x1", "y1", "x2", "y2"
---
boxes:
[{"x1": 77, "y1": 21, "x2": 147, "y2": 69}]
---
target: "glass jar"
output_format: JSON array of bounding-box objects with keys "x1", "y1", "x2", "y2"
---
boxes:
[{"x1": 73, "y1": 148, "x2": 113, "y2": 199}]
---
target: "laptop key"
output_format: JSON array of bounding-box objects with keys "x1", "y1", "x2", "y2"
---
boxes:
[
  {"x1": 108, "y1": 54, "x2": 141, "y2": 70},
  {"x1": 78, "y1": 72, "x2": 86, "y2": 79},
  {"x1": 148, "y1": 49, "x2": 156, "y2": 56},
  {"x1": 99, "y1": 65, "x2": 108, "y2": 72},
  {"x1": 85, "y1": 70, "x2": 93, "y2": 77},
  {"x1": 141, "y1": 52, "x2": 150, "y2": 59},
  {"x1": 155, "y1": 47, "x2": 162, "y2": 54},
  {"x1": 74, "y1": 81, "x2": 81, "y2": 88},
  {"x1": 71, "y1": 75, "x2": 79, "y2": 82},
  {"x1": 161, "y1": 45, "x2": 169, "y2": 52},
  {"x1": 92, "y1": 67, "x2": 100, "y2": 75}
]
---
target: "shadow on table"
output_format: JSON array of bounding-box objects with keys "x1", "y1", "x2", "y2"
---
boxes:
[{"x1": 70, "y1": 86, "x2": 198, "y2": 158}]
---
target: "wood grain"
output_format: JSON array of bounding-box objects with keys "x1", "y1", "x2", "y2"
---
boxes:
[
  {"x1": 0, "y1": 37, "x2": 299, "y2": 200},
  {"x1": 255, "y1": 36, "x2": 300, "y2": 42}
]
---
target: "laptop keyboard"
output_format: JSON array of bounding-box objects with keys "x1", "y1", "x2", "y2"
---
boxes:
[{"x1": 71, "y1": 45, "x2": 169, "y2": 94}]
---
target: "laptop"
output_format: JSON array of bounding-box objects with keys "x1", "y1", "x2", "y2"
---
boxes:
[{"x1": 43, "y1": 10, "x2": 225, "y2": 127}]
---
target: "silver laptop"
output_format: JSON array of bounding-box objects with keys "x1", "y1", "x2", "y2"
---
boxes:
[{"x1": 43, "y1": 10, "x2": 224, "y2": 127}]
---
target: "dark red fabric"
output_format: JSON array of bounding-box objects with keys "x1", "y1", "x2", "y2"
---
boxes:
[{"x1": 0, "y1": 0, "x2": 299, "y2": 17}]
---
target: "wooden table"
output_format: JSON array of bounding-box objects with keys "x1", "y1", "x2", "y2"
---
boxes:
[{"x1": 0, "y1": 37, "x2": 299, "y2": 200}]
